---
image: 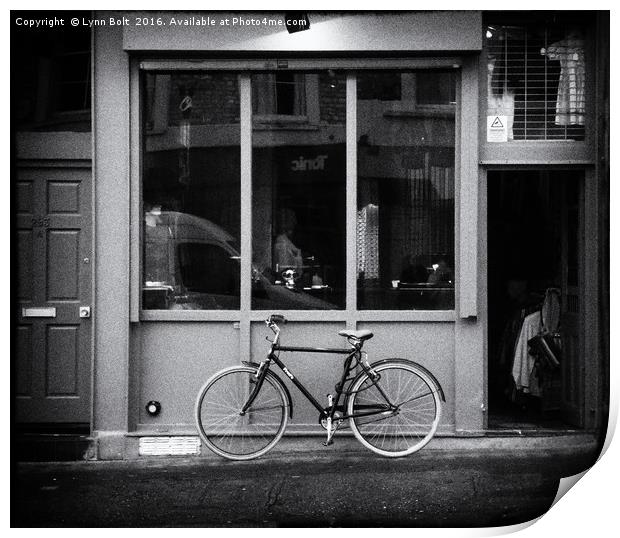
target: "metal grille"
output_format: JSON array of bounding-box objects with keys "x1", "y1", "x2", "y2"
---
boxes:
[
  {"x1": 567, "y1": 293, "x2": 579, "y2": 314},
  {"x1": 486, "y1": 23, "x2": 586, "y2": 141}
]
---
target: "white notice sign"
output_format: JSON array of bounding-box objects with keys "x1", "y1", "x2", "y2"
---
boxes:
[{"x1": 487, "y1": 115, "x2": 508, "y2": 143}]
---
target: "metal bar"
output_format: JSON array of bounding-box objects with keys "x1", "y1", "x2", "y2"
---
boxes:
[
  {"x1": 340, "y1": 407, "x2": 393, "y2": 421},
  {"x1": 544, "y1": 27, "x2": 548, "y2": 141},
  {"x1": 140, "y1": 58, "x2": 463, "y2": 72},
  {"x1": 275, "y1": 345, "x2": 352, "y2": 354},
  {"x1": 329, "y1": 352, "x2": 357, "y2": 415},
  {"x1": 457, "y1": 57, "x2": 478, "y2": 317},
  {"x1": 345, "y1": 72, "x2": 357, "y2": 324},
  {"x1": 129, "y1": 58, "x2": 142, "y2": 322},
  {"x1": 524, "y1": 29, "x2": 528, "y2": 140},
  {"x1": 239, "y1": 74, "x2": 252, "y2": 363},
  {"x1": 140, "y1": 310, "x2": 242, "y2": 321},
  {"x1": 140, "y1": 310, "x2": 457, "y2": 322}
]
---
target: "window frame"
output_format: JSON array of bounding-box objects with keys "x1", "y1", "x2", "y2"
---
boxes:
[{"x1": 131, "y1": 58, "x2": 471, "y2": 323}]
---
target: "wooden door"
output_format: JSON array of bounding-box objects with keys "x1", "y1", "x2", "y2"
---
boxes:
[
  {"x1": 560, "y1": 176, "x2": 585, "y2": 427},
  {"x1": 16, "y1": 166, "x2": 92, "y2": 424}
]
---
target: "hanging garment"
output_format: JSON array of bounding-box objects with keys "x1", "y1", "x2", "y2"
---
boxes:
[
  {"x1": 545, "y1": 37, "x2": 586, "y2": 126},
  {"x1": 487, "y1": 57, "x2": 515, "y2": 140},
  {"x1": 512, "y1": 311, "x2": 542, "y2": 397}
]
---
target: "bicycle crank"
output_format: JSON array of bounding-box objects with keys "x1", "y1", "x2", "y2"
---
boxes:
[{"x1": 320, "y1": 411, "x2": 343, "y2": 430}]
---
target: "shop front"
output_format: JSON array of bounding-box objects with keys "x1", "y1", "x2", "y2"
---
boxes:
[{"x1": 14, "y1": 11, "x2": 608, "y2": 459}]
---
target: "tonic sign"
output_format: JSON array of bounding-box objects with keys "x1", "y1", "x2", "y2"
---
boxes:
[{"x1": 291, "y1": 155, "x2": 328, "y2": 172}]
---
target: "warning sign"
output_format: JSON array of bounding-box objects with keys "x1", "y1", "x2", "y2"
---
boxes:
[{"x1": 487, "y1": 115, "x2": 508, "y2": 143}]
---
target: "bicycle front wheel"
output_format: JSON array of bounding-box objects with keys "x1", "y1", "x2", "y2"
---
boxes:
[
  {"x1": 347, "y1": 361, "x2": 441, "y2": 457},
  {"x1": 195, "y1": 366, "x2": 288, "y2": 460}
]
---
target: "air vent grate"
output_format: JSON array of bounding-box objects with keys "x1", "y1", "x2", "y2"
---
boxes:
[{"x1": 139, "y1": 436, "x2": 201, "y2": 456}]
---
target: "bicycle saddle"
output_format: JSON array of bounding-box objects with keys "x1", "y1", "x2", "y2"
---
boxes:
[{"x1": 338, "y1": 329, "x2": 374, "y2": 341}]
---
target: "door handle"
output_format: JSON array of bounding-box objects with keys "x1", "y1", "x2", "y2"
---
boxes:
[{"x1": 21, "y1": 307, "x2": 56, "y2": 318}]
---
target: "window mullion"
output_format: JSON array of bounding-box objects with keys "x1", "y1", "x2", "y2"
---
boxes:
[
  {"x1": 346, "y1": 72, "x2": 357, "y2": 323},
  {"x1": 240, "y1": 74, "x2": 252, "y2": 315}
]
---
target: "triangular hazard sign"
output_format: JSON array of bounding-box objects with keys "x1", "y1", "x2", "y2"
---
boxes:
[{"x1": 490, "y1": 116, "x2": 504, "y2": 128}]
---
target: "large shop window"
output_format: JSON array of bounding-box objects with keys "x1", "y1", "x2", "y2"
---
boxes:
[
  {"x1": 141, "y1": 68, "x2": 457, "y2": 313},
  {"x1": 252, "y1": 71, "x2": 346, "y2": 310},
  {"x1": 485, "y1": 17, "x2": 587, "y2": 141},
  {"x1": 142, "y1": 72, "x2": 241, "y2": 310},
  {"x1": 357, "y1": 71, "x2": 456, "y2": 310}
]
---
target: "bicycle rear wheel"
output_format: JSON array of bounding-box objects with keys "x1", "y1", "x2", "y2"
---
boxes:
[
  {"x1": 347, "y1": 360, "x2": 441, "y2": 457},
  {"x1": 195, "y1": 366, "x2": 288, "y2": 460}
]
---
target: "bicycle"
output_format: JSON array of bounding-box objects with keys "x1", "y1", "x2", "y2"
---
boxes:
[{"x1": 195, "y1": 314, "x2": 445, "y2": 460}]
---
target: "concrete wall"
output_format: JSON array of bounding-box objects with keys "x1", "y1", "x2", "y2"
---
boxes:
[
  {"x1": 123, "y1": 12, "x2": 482, "y2": 52},
  {"x1": 92, "y1": 21, "x2": 132, "y2": 459}
]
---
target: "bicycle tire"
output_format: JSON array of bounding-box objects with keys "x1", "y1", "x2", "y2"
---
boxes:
[
  {"x1": 195, "y1": 365, "x2": 288, "y2": 460},
  {"x1": 347, "y1": 360, "x2": 441, "y2": 457}
]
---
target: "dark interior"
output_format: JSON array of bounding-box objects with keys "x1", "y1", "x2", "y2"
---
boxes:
[{"x1": 487, "y1": 170, "x2": 581, "y2": 430}]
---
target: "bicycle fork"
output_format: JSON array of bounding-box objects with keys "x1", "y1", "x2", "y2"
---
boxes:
[{"x1": 240, "y1": 361, "x2": 268, "y2": 415}]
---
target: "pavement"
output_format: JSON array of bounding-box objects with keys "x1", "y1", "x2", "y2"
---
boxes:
[{"x1": 12, "y1": 434, "x2": 603, "y2": 528}]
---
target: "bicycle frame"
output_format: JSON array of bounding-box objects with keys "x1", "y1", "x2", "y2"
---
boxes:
[{"x1": 241, "y1": 334, "x2": 396, "y2": 424}]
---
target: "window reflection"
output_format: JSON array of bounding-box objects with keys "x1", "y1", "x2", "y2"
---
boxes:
[
  {"x1": 141, "y1": 70, "x2": 456, "y2": 312},
  {"x1": 252, "y1": 73, "x2": 307, "y2": 117},
  {"x1": 357, "y1": 71, "x2": 456, "y2": 310},
  {"x1": 142, "y1": 72, "x2": 241, "y2": 310},
  {"x1": 251, "y1": 71, "x2": 346, "y2": 310}
]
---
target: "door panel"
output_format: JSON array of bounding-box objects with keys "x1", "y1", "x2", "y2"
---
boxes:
[
  {"x1": 48, "y1": 230, "x2": 81, "y2": 300},
  {"x1": 17, "y1": 229, "x2": 33, "y2": 300},
  {"x1": 16, "y1": 167, "x2": 92, "y2": 424},
  {"x1": 46, "y1": 325, "x2": 79, "y2": 395},
  {"x1": 16, "y1": 325, "x2": 33, "y2": 397}
]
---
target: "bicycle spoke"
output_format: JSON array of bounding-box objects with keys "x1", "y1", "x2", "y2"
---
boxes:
[
  {"x1": 349, "y1": 363, "x2": 441, "y2": 457},
  {"x1": 397, "y1": 391, "x2": 435, "y2": 407},
  {"x1": 197, "y1": 367, "x2": 288, "y2": 459},
  {"x1": 204, "y1": 399, "x2": 241, "y2": 413}
]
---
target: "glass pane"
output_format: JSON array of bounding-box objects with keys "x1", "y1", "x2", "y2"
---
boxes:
[
  {"x1": 142, "y1": 72, "x2": 241, "y2": 310},
  {"x1": 357, "y1": 71, "x2": 456, "y2": 310},
  {"x1": 252, "y1": 73, "x2": 307, "y2": 116},
  {"x1": 251, "y1": 71, "x2": 346, "y2": 310},
  {"x1": 486, "y1": 20, "x2": 586, "y2": 141},
  {"x1": 417, "y1": 72, "x2": 456, "y2": 105}
]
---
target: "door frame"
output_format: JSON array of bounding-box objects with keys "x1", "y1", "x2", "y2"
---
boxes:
[{"x1": 481, "y1": 165, "x2": 599, "y2": 430}]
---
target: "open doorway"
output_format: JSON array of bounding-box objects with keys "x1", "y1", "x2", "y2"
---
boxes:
[{"x1": 487, "y1": 170, "x2": 584, "y2": 430}]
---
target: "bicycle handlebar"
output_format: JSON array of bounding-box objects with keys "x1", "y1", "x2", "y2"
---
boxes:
[
  {"x1": 265, "y1": 314, "x2": 286, "y2": 345},
  {"x1": 267, "y1": 314, "x2": 287, "y2": 326}
]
